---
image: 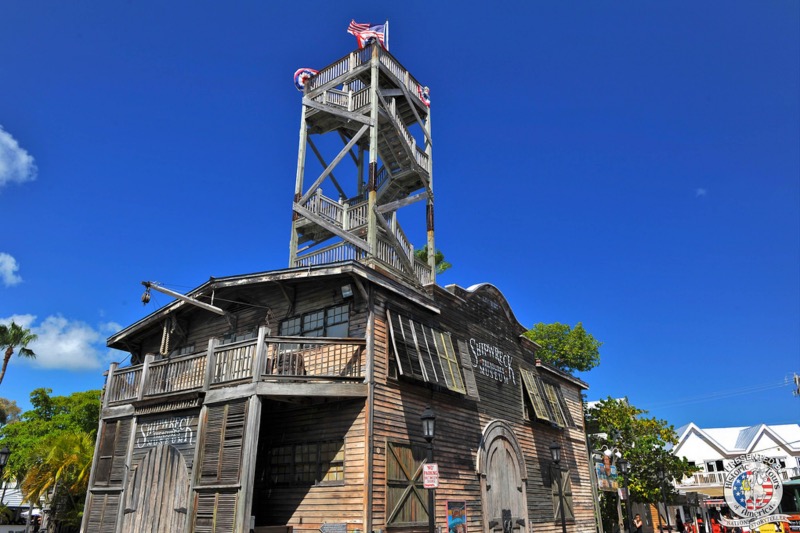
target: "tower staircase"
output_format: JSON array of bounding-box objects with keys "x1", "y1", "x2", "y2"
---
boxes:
[{"x1": 289, "y1": 43, "x2": 435, "y2": 287}]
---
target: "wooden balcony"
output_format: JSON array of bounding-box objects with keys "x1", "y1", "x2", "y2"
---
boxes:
[
  {"x1": 676, "y1": 466, "x2": 800, "y2": 490},
  {"x1": 103, "y1": 328, "x2": 366, "y2": 407}
]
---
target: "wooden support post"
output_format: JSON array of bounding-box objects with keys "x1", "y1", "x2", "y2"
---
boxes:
[
  {"x1": 289, "y1": 96, "x2": 309, "y2": 267},
  {"x1": 103, "y1": 362, "x2": 118, "y2": 409},
  {"x1": 237, "y1": 395, "x2": 262, "y2": 533},
  {"x1": 367, "y1": 44, "x2": 380, "y2": 257},
  {"x1": 138, "y1": 354, "x2": 155, "y2": 401},
  {"x1": 253, "y1": 326, "x2": 268, "y2": 383},
  {"x1": 425, "y1": 110, "x2": 435, "y2": 285},
  {"x1": 204, "y1": 338, "x2": 219, "y2": 391}
]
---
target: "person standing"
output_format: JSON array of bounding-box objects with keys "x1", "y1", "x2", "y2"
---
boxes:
[
  {"x1": 677, "y1": 511, "x2": 686, "y2": 533},
  {"x1": 634, "y1": 514, "x2": 643, "y2": 533}
]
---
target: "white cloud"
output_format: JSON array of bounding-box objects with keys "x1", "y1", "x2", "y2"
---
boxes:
[
  {"x1": 0, "y1": 253, "x2": 22, "y2": 286},
  {"x1": 695, "y1": 188, "x2": 707, "y2": 197},
  {"x1": 0, "y1": 125, "x2": 37, "y2": 190},
  {"x1": 0, "y1": 314, "x2": 112, "y2": 370}
]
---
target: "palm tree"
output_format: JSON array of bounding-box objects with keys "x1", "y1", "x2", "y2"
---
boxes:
[
  {"x1": 0, "y1": 322, "x2": 37, "y2": 386},
  {"x1": 22, "y1": 431, "x2": 95, "y2": 528}
]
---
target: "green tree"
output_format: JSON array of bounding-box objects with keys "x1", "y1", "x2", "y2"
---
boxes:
[
  {"x1": 524, "y1": 322, "x2": 601, "y2": 372},
  {"x1": 0, "y1": 388, "x2": 101, "y2": 529},
  {"x1": 0, "y1": 322, "x2": 37, "y2": 386},
  {"x1": 0, "y1": 398, "x2": 21, "y2": 426},
  {"x1": 585, "y1": 398, "x2": 697, "y2": 530},
  {"x1": 414, "y1": 245, "x2": 452, "y2": 274}
]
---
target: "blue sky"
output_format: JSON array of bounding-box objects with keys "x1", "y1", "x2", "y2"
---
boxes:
[{"x1": 1, "y1": 1, "x2": 797, "y2": 430}]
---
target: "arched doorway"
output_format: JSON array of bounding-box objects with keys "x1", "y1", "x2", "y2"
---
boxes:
[
  {"x1": 477, "y1": 420, "x2": 529, "y2": 533},
  {"x1": 122, "y1": 444, "x2": 190, "y2": 533}
]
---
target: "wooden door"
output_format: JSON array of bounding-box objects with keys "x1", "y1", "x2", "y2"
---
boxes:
[
  {"x1": 122, "y1": 444, "x2": 190, "y2": 533},
  {"x1": 479, "y1": 421, "x2": 529, "y2": 533}
]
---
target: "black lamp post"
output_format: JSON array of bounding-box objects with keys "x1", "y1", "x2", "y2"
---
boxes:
[
  {"x1": 657, "y1": 469, "x2": 671, "y2": 532},
  {"x1": 421, "y1": 406, "x2": 436, "y2": 533},
  {"x1": 618, "y1": 458, "x2": 633, "y2": 533},
  {"x1": 0, "y1": 446, "x2": 10, "y2": 506},
  {"x1": 550, "y1": 442, "x2": 568, "y2": 533}
]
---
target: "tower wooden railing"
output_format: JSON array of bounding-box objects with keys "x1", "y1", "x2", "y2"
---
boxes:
[{"x1": 305, "y1": 44, "x2": 427, "y2": 110}]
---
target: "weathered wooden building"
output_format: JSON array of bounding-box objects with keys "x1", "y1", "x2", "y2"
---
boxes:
[{"x1": 82, "y1": 42, "x2": 596, "y2": 533}]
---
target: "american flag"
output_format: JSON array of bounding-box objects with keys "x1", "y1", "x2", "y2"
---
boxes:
[
  {"x1": 347, "y1": 20, "x2": 386, "y2": 49},
  {"x1": 747, "y1": 474, "x2": 773, "y2": 511},
  {"x1": 734, "y1": 470, "x2": 774, "y2": 511}
]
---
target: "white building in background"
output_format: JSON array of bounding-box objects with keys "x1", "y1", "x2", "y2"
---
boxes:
[{"x1": 672, "y1": 422, "x2": 800, "y2": 500}]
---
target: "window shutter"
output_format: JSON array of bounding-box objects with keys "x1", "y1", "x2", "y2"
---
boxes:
[
  {"x1": 550, "y1": 467, "x2": 575, "y2": 521},
  {"x1": 542, "y1": 381, "x2": 568, "y2": 428},
  {"x1": 110, "y1": 419, "x2": 132, "y2": 485},
  {"x1": 193, "y1": 492, "x2": 238, "y2": 533},
  {"x1": 387, "y1": 310, "x2": 470, "y2": 396},
  {"x1": 85, "y1": 492, "x2": 121, "y2": 533},
  {"x1": 387, "y1": 310, "x2": 424, "y2": 380},
  {"x1": 94, "y1": 418, "x2": 132, "y2": 486},
  {"x1": 562, "y1": 469, "x2": 575, "y2": 520},
  {"x1": 456, "y1": 339, "x2": 480, "y2": 401},
  {"x1": 386, "y1": 441, "x2": 429, "y2": 526},
  {"x1": 412, "y1": 321, "x2": 439, "y2": 384},
  {"x1": 520, "y1": 368, "x2": 552, "y2": 423},
  {"x1": 199, "y1": 401, "x2": 246, "y2": 485},
  {"x1": 437, "y1": 332, "x2": 465, "y2": 394}
]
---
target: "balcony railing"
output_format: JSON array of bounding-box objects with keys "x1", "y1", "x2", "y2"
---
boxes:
[
  {"x1": 103, "y1": 327, "x2": 365, "y2": 407},
  {"x1": 677, "y1": 466, "x2": 800, "y2": 488}
]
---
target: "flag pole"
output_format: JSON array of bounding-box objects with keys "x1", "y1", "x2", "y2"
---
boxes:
[{"x1": 385, "y1": 20, "x2": 389, "y2": 50}]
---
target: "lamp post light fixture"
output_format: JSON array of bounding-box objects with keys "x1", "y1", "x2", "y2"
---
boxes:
[
  {"x1": 0, "y1": 446, "x2": 10, "y2": 511},
  {"x1": 421, "y1": 406, "x2": 436, "y2": 533},
  {"x1": 657, "y1": 469, "x2": 671, "y2": 532},
  {"x1": 550, "y1": 442, "x2": 568, "y2": 533},
  {"x1": 618, "y1": 458, "x2": 633, "y2": 533}
]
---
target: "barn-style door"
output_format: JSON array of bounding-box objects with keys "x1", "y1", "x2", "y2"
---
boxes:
[
  {"x1": 478, "y1": 421, "x2": 529, "y2": 533},
  {"x1": 121, "y1": 444, "x2": 190, "y2": 533}
]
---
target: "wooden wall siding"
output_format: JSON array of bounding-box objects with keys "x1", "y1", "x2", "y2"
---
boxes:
[
  {"x1": 134, "y1": 276, "x2": 368, "y2": 362},
  {"x1": 251, "y1": 399, "x2": 366, "y2": 532},
  {"x1": 85, "y1": 492, "x2": 121, "y2": 533},
  {"x1": 365, "y1": 284, "x2": 595, "y2": 533}
]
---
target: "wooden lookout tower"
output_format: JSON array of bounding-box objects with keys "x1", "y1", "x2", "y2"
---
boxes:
[{"x1": 289, "y1": 42, "x2": 435, "y2": 287}]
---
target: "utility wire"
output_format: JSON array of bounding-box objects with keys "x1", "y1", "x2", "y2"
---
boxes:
[{"x1": 643, "y1": 379, "x2": 792, "y2": 411}]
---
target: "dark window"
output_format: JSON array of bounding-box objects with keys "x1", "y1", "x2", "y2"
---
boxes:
[
  {"x1": 266, "y1": 439, "x2": 345, "y2": 486},
  {"x1": 279, "y1": 304, "x2": 349, "y2": 338}
]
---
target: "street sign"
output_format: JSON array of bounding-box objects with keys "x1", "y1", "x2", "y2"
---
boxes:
[{"x1": 423, "y1": 463, "x2": 439, "y2": 488}]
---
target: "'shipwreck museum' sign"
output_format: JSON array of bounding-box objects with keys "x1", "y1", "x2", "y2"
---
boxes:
[
  {"x1": 720, "y1": 453, "x2": 788, "y2": 530},
  {"x1": 469, "y1": 338, "x2": 517, "y2": 385}
]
